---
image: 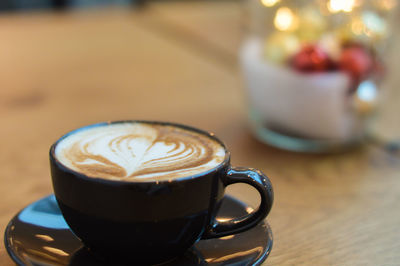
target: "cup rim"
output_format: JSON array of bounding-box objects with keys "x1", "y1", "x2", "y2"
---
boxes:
[{"x1": 50, "y1": 120, "x2": 231, "y2": 185}]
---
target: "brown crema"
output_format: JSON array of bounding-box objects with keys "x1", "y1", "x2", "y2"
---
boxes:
[{"x1": 55, "y1": 123, "x2": 225, "y2": 181}]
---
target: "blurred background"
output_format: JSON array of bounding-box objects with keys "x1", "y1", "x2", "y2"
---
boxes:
[
  {"x1": 1, "y1": 1, "x2": 400, "y2": 265},
  {"x1": 0, "y1": 0, "x2": 140, "y2": 10}
]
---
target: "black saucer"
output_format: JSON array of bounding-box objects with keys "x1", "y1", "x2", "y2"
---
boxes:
[{"x1": 4, "y1": 195, "x2": 273, "y2": 265}]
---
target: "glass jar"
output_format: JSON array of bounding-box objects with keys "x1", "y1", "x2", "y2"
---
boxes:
[{"x1": 240, "y1": 0, "x2": 397, "y2": 152}]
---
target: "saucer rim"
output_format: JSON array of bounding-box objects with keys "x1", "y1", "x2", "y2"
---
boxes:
[
  {"x1": 4, "y1": 194, "x2": 273, "y2": 266},
  {"x1": 4, "y1": 211, "x2": 25, "y2": 266}
]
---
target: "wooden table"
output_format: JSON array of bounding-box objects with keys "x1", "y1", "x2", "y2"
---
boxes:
[{"x1": 1, "y1": 2, "x2": 400, "y2": 265}]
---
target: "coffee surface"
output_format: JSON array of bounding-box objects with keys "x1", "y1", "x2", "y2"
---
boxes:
[{"x1": 55, "y1": 123, "x2": 226, "y2": 181}]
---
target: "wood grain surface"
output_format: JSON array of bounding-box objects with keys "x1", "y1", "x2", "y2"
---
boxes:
[{"x1": 1, "y1": 2, "x2": 400, "y2": 265}]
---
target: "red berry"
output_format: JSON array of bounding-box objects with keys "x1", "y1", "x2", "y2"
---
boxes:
[
  {"x1": 290, "y1": 45, "x2": 334, "y2": 72},
  {"x1": 339, "y1": 46, "x2": 373, "y2": 82}
]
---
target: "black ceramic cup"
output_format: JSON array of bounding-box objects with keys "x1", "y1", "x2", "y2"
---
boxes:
[{"x1": 50, "y1": 121, "x2": 273, "y2": 264}]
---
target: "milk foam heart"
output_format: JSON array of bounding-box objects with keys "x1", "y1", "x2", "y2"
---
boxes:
[{"x1": 55, "y1": 123, "x2": 226, "y2": 181}]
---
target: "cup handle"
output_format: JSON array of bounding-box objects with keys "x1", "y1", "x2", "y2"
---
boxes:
[{"x1": 202, "y1": 167, "x2": 274, "y2": 239}]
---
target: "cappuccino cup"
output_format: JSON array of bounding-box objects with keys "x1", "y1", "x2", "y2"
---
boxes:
[{"x1": 50, "y1": 121, "x2": 273, "y2": 263}]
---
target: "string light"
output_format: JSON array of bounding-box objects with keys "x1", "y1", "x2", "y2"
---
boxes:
[
  {"x1": 327, "y1": 0, "x2": 356, "y2": 13},
  {"x1": 274, "y1": 7, "x2": 298, "y2": 31},
  {"x1": 260, "y1": 0, "x2": 280, "y2": 7}
]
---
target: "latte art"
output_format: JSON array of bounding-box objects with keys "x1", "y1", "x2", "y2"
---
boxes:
[{"x1": 55, "y1": 123, "x2": 226, "y2": 181}]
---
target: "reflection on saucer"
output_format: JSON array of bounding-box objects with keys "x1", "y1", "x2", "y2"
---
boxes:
[
  {"x1": 18, "y1": 195, "x2": 69, "y2": 229},
  {"x1": 5, "y1": 195, "x2": 272, "y2": 266},
  {"x1": 69, "y1": 246, "x2": 205, "y2": 266}
]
